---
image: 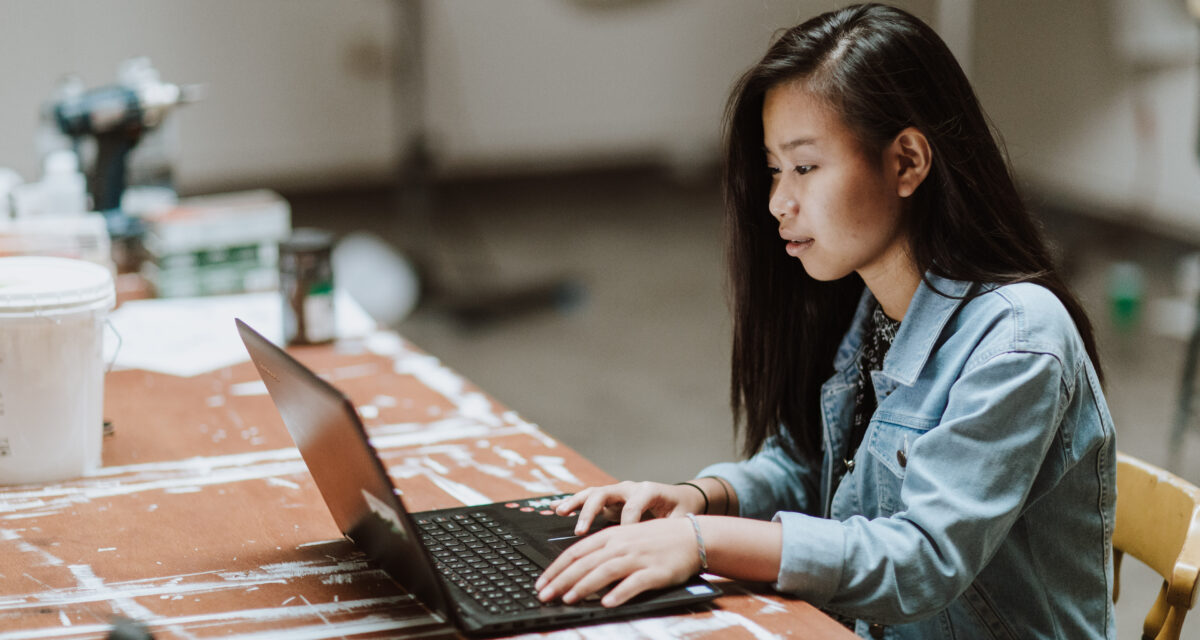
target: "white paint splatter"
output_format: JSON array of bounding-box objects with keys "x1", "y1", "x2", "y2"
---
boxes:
[
  {"x1": 456, "y1": 392, "x2": 500, "y2": 427},
  {"x1": 723, "y1": 582, "x2": 789, "y2": 615},
  {"x1": 368, "y1": 419, "x2": 507, "y2": 447},
  {"x1": 0, "y1": 561, "x2": 382, "y2": 623},
  {"x1": 707, "y1": 610, "x2": 783, "y2": 639},
  {"x1": 371, "y1": 395, "x2": 397, "y2": 408},
  {"x1": 0, "y1": 395, "x2": 582, "y2": 526},
  {"x1": 0, "y1": 457, "x2": 312, "y2": 517},
  {"x1": 503, "y1": 411, "x2": 557, "y2": 448},
  {"x1": 229, "y1": 380, "x2": 268, "y2": 396},
  {"x1": 218, "y1": 612, "x2": 441, "y2": 640},
  {"x1": 518, "y1": 607, "x2": 780, "y2": 640},
  {"x1": 385, "y1": 454, "x2": 557, "y2": 497},
  {"x1": 0, "y1": 599, "x2": 435, "y2": 640},
  {"x1": 330, "y1": 363, "x2": 379, "y2": 381},
  {"x1": 419, "y1": 456, "x2": 449, "y2": 475},
  {"x1": 218, "y1": 559, "x2": 371, "y2": 583},
  {"x1": 391, "y1": 351, "x2": 502, "y2": 427},
  {"x1": 419, "y1": 445, "x2": 512, "y2": 479},
  {"x1": 528, "y1": 469, "x2": 563, "y2": 494},
  {"x1": 0, "y1": 595, "x2": 427, "y2": 640},
  {"x1": 533, "y1": 456, "x2": 583, "y2": 486},
  {"x1": 57, "y1": 609, "x2": 69, "y2": 626},
  {"x1": 267, "y1": 477, "x2": 300, "y2": 490},
  {"x1": 297, "y1": 594, "x2": 332, "y2": 629},
  {"x1": 296, "y1": 539, "x2": 340, "y2": 549},
  {"x1": 493, "y1": 446, "x2": 527, "y2": 466},
  {"x1": 358, "y1": 405, "x2": 379, "y2": 420},
  {"x1": 427, "y1": 475, "x2": 491, "y2": 506},
  {"x1": 3, "y1": 530, "x2": 65, "y2": 567},
  {"x1": 68, "y1": 564, "x2": 157, "y2": 621}
]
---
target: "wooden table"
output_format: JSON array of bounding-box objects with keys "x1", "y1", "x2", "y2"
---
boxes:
[{"x1": 0, "y1": 330, "x2": 854, "y2": 639}]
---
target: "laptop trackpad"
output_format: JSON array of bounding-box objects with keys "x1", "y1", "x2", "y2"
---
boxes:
[
  {"x1": 544, "y1": 533, "x2": 585, "y2": 554},
  {"x1": 542, "y1": 518, "x2": 614, "y2": 553}
]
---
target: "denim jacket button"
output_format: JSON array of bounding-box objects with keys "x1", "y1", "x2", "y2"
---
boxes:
[
  {"x1": 869, "y1": 623, "x2": 886, "y2": 638},
  {"x1": 896, "y1": 449, "x2": 907, "y2": 468}
]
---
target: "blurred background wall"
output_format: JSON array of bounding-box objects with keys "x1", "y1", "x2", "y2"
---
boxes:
[
  {"x1": 0, "y1": 1, "x2": 398, "y2": 192},
  {"x1": 971, "y1": 0, "x2": 1200, "y2": 239},
  {"x1": 1, "y1": 0, "x2": 1197, "y2": 239},
  {"x1": 0, "y1": 1, "x2": 937, "y2": 190}
]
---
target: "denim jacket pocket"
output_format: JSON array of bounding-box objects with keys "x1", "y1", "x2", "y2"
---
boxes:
[
  {"x1": 957, "y1": 582, "x2": 1020, "y2": 640},
  {"x1": 866, "y1": 414, "x2": 935, "y2": 514}
]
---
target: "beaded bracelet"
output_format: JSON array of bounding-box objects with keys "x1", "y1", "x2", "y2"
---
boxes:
[{"x1": 685, "y1": 513, "x2": 709, "y2": 571}]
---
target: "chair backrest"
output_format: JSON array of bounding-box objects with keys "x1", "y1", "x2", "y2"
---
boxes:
[{"x1": 1113, "y1": 452, "x2": 1200, "y2": 640}]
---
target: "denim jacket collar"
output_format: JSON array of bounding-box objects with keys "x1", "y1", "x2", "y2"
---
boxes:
[{"x1": 832, "y1": 273, "x2": 974, "y2": 388}]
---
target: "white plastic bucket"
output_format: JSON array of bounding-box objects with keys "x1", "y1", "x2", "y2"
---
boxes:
[{"x1": 0, "y1": 257, "x2": 115, "y2": 484}]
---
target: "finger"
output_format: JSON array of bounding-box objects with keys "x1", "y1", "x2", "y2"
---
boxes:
[
  {"x1": 600, "y1": 568, "x2": 666, "y2": 608},
  {"x1": 560, "y1": 554, "x2": 635, "y2": 605},
  {"x1": 535, "y1": 528, "x2": 607, "y2": 592},
  {"x1": 620, "y1": 490, "x2": 652, "y2": 526},
  {"x1": 552, "y1": 490, "x2": 589, "y2": 516},
  {"x1": 536, "y1": 535, "x2": 609, "y2": 601},
  {"x1": 599, "y1": 502, "x2": 626, "y2": 524},
  {"x1": 576, "y1": 491, "x2": 620, "y2": 535}
]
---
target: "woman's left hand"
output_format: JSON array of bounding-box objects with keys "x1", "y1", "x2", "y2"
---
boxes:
[{"x1": 535, "y1": 516, "x2": 702, "y2": 607}]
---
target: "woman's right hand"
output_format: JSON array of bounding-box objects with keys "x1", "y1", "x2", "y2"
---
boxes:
[{"x1": 553, "y1": 481, "x2": 708, "y2": 536}]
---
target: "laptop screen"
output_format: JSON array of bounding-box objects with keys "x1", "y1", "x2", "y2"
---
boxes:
[{"x1": 236, "y1": 319, "x2": 456, "y2": 625}]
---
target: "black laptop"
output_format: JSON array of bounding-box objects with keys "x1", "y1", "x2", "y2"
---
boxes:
[{"x1": 235, "y1": 319, "x2": 720, "y2": 635}]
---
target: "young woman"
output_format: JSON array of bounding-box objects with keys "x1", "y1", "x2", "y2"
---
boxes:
[{"x1": 536, "y1": 4, "x2": 1116, "y2": 638}]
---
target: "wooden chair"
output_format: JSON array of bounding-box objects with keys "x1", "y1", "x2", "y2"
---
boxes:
[{"x1": 1113, "y1": 452, "x2": 1200, "y2": 640}]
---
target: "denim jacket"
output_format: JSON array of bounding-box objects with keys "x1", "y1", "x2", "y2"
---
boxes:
[{"x1": 699, "y1": 273, "x2": 1116, "y2": 639}]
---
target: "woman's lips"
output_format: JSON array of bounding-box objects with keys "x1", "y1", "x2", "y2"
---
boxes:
[{"x1": 784, "y1": 237, "x2": 814, "y2": 257}]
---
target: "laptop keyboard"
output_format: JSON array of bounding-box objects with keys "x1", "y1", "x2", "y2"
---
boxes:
[{"x1": 418, "y1": 512, "x2": 548, "y2": 615}]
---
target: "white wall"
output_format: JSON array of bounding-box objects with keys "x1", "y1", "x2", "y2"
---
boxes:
[
  {"x1": 971, "y1": 0, "x2": 1200, "y2": 239},
  {"x1": 1, "y1": 1, "x2": 971, "y2": 196},
  {"x1": 418, "y1": 0, "x2": 800, "y2": 175},
  {"x1": 418, "y1": 0, "x2": 935, "y2": 176},
  {"x1": 8, "y1": 0, "x2": 1189, "y2": 238},
  {"x1": 0, "y1": 0, "x2": 398, "y2": 194}
]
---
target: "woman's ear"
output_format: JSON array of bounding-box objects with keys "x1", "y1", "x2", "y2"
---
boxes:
[{"x1": 890, "y1": 127, "x2": 932, "y2": 198}]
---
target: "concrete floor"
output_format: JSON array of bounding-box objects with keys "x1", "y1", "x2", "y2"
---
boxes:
[{"x1": 290, "y1": 167, "x2": 1200, "y2": 639}]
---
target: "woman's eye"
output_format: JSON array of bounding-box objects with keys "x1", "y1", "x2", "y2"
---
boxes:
[
  {"x1": 766, "y1": 166, "x2": 781, "y2": 176},
  {"x1": 796, "y1": 165, "x2": 815, "y2": 175}
]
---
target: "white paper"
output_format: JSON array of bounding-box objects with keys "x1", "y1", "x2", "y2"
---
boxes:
[{"x1": 105, "y1": 289, "x2": 377, "y2": 377}]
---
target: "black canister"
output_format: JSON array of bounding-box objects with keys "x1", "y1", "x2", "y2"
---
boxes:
[{"x1": 279, "y1": 228, "x2": 335, "y2": 346}]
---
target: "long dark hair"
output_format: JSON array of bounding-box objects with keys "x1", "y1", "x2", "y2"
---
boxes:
[{"x1": 725, "y1": 3, "x2": 1102, "y2": 462}]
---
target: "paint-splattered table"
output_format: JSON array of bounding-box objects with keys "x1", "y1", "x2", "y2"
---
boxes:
[{"x1": 0, "y1": 330, "x2": 854, "y2": 639}]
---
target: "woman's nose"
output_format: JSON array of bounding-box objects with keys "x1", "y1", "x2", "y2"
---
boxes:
[{"x1": 769, "y1": 193, "x2": 797, "y2": 221}]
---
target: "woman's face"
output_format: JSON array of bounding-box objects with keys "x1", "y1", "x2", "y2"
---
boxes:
[{"x1": 762, "y1": 81, "x2": 911, "y2": 285}]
